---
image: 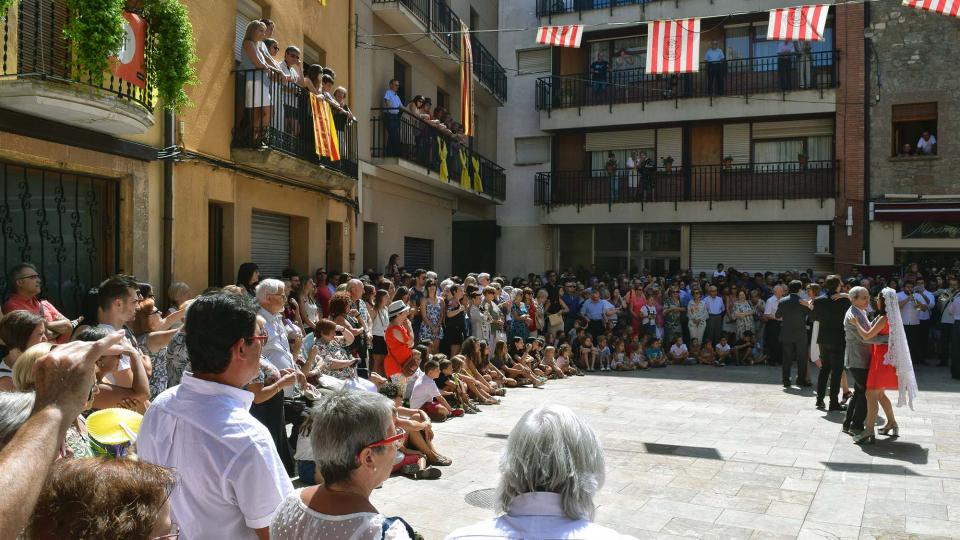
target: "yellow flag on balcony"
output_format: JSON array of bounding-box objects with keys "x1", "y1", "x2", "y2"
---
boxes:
[
  {"x1": 459, "y1": 149, "x2": 471, "y2": 189},
  {"x1": 318, "y1": 0, "x2": 328, "y2": 5},
  {"x1": 472, "y1": 156, "x2": 483, "y2": 193},
  {"x1": 438, "y1": 138, "x2": 449, "y2": 182},
  {"x1": 311, "y1": 96, "x2": 340, "y2": 161},
  {"x1": 459, "y1": 21, "x2": 474, "y2": 137}
]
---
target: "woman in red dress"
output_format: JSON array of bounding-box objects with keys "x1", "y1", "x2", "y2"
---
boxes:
[{"x1": 858, "y1": 294, "x2": 900, "y2": 444}]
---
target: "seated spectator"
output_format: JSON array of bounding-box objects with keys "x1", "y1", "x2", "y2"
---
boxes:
[
  {"x1": 646, "y1": 337, "x2": 666, "y2": 367},
  {"x1": 732, "y1": 331, "x2": 764, "y2": 365},
  {"x1": 916, "y1": 131, "x2": 937, "y2": 155},
  {"x1": 0, "y1": 391, "x2": 34, "y2": 449},
  {"x1": 409, "y1": 359, "x2": 452, "y2": 421},
  {"x1": 435, "y1": 356, "x2": 472, "y2": 414},
  {"x1": 451, "y1": 355, "x2": 500, "y2": 406},
  {"x1": 446, "y1": 405, "x2": 634, "y2": 539},
  {"x1": 699, "y1": 338, "x2": 718, "y2": 366},
  {"x1": 668, "y1": 336, "x2": 689, "y2": 365},
  {"x1": 716, "y1": 336, "x2": 731, "y2": 366},
  {"x1": 579, "y1": 335, "x2": 597, "y2": 372},
  {"x1": 138, "y1": 292, "x2": 293, "y2": 539},
  {"x1": 0, "y1": 310, "x2": 47, "y2": 391},
  {"x1": 3, "y1": 263, "x2": 78, "y2": 341},
  {"x1": 270, "y1": 390, "x2": 416, "y2": 539},
  {"x1": 27, "y1": 457, "x2": 177, "y2": 539},
  {"x1": 379, "y1": 381, "x2": 451, "y2": 470}
]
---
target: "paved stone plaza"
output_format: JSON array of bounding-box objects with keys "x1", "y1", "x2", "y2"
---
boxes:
[{"x1": 371, "y1": 365, "x2": 960, "y2": 539}]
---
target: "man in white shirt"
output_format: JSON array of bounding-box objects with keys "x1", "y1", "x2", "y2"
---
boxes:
[
  {"x1": 704, "y1": 40, "x2": 725, "y2": 95},
  {"x1": 897, "y1": 281, "x2": 925, "y2": 364},
  {"x1": 95, "y1": 275, "x2": 142, "y2": 387},
  {"x1": 938, "y1": 276, "x2": 958, "y2": 367},
  {"x1": 279, "y1": 46, "x2": 303, "y2": 137},
  {"x1": 712, "y1": 264, "x2": 727, "y2": 280},
  {"x1": 764, "y1": 285, "x2": 785, "y2": 366},
  {"x1": 916, "y1": 277, "x2": 937, "y2": 362},
  {"x1": 916, "y1": 131, "x2": 937, "y2": 155},
  {"x1": 138, "y1": 292, "x2": 293, "y2": 540}
]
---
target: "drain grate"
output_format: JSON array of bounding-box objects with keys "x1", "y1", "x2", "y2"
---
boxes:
[{"x1": 464, "y1": 488, "x2": 496, "y2": 509}]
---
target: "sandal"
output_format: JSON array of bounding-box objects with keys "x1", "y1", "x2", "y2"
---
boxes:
[
  {"x1": 413, "y1": 467, "x2": 442, "y2": 480},
  {"x1": 428, "y1": 455, "x2": 453, "y2": 466}
]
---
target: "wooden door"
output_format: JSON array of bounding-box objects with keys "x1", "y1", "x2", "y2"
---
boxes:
[{"x1": 691, "y1": 125, "x2": 723, "y2": 165}]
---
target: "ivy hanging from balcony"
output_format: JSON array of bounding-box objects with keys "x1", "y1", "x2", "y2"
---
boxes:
[
  {"x1": 142, "y1": 0, "x2": 197, "y2": 111},
  {"x1": 0, "y1": 0, "x2": 16, "y2": 18},
  {"x1": 63, "y1": 0, "x2": 127, "y2": 86}
]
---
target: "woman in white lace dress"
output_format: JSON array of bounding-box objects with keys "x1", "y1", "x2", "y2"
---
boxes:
[{"x1": 271, "y1": 390, "x2": 415, "y2": 540}]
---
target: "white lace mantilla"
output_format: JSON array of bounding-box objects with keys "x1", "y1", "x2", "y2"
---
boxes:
[{"x1": 881, "y1": 287, "x2": 919, "y2": 409}]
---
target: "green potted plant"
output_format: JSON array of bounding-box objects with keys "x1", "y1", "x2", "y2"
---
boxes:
[
  {"x1": 662, "y1": 155, "x2": 674, "y2": 173},
  {"x1": 722, "y1": 156, "x2": 733, "y2": 170},
  {"x1": 798, "y1": 152, "x2": 809, "y2": 169}
]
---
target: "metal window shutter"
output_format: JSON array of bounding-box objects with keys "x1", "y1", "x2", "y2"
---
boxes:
[
  {"x1": 251, "y1": 211, "x2": 291, "y2": 280},
  {"x1": 585, "y1": 129, "x2": 655, "y2": 151},
  {"x1": 752, "y1": 118, "x2": 834, "y2": 139},
  {"x1": 723, "y1": 123, "x2": 750, "y2": 164},
  {"x1": 690, "y1": 223, "x2": 832, "y2": 274},
  {"x1": 404, "y1": 237, "x2": 434, "y2": 271},
  {"x1": 517, "y1": 48, "x2": 551, "y2": 74},
  {"x1": 515, "y1": 136, "x2": 550, "y2": 165},
  {"x1": 235, "y1": 0, "x2": 261, "y2": 63},
  {"x1": 656, "y1": 127, "x2": 682, "y2": 164}
]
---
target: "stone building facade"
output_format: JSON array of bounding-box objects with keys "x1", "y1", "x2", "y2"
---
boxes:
[{"x1": 866, "y1": 1, "x2": 960, "y2": 267}]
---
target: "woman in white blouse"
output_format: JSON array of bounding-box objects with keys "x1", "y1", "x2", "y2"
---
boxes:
[
  {"x1": 445, "y1": 405, "x2": 635, "y2": 540},
  {"x1": 271, "y1": 390, "x2": 414, "y2": 540}
]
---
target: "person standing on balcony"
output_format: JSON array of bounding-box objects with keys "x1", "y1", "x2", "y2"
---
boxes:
[
  {"x1": 704, "y1": 40, "x2": 725, "y2": 95},
  {"x1": 797, "y1": 41, "x2": 813, "y2": 89},
  {"x1": 638, "y1": 151, "x2": 655, "y2": 202},
  {"x1": 589, "y1": 53, "x2": 609, "y2": 95},
  {"x1": 605, "y1": 152, "x2": 619, "y2": 203},
  {"x1": 258, "y1": 20, "x2": 286, "y2": 73},
  {"x1": 239, "y1": 20, "x2": 286, "y2": 147},
  {"x1": 280, "y1": 46, "x2": 304, "y2": 137},
  {"x1": 777, "y1": 40, "x2": 796, "y2": 92},
  {"x1": 383, "y1": 79, "x2": 403, "y2": 157}
]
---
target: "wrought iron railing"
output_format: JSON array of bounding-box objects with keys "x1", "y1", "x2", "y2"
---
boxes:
[
  {"x1": 370, "y1": 108, "x2": 506, "y2": 201},
  {"x1": 1, "y1": 0, "x2": 154, "y2": 110},
  {"x1": 232, "y1": 69, "x2": 358, "y2": 180},
  {"x1": 372, "y1": 0, "x2": 507, "y2": 101},
  {"x1": 535, "y1": 51, "x2": 839, "y2": 111},
  {"x1": 534, "y1": 161, "x2": 838, "y2": 209},
  {"x1": 471, "y1": 36, "x2": 507, "y2": 101},
  {"x1": 536, "y1": 0, "x2": 651, "y2": 18}
]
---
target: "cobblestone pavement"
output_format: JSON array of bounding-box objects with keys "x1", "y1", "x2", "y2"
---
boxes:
[{"x1": 370, "y1": 363, "x2": 960, "y2": 539}]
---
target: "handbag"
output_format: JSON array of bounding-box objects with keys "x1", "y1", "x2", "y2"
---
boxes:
[
  {"x1": 401, "y1": 354, "x2": 420, "y2": 378},
  {"x1": 548, "y1": 312, "x2": 564, "y2": 329}
]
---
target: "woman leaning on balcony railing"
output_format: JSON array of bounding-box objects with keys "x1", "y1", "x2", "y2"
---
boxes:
[{"x1": 239, "y1": 20, "x2": 290, "y2": 146}]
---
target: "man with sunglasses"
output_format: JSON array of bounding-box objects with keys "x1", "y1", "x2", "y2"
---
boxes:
[
  {"x1": 139, "y1": 292, "x2": 293, "y2": 540},
  {"x1": 3, "y1": 262, "x2": 76, "y2": 341}
]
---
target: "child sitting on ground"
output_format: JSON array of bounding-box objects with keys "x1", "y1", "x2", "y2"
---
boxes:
[
  {"x1": 611, "y1": 339, "x2": 633, "y2": 371},
  {"x1": 715, "y1": 336, "x2": 731, "y2": 366},
  {"x1": 645, "y1": 337, "x2": 666, "y2": 368},
  {"x1": 435, "y1": 356, "x2": 473, "y2": 414},
  {"x1": 597, "y1": 335, "x2": 611, "y2": 372},
  {"x1": 668, "y1": 336, "x2": 690, "y2": 365},
  {"x1": 541, "y1": 345, "x2": 565, "y2": 379},
  {"x1": 493, "y1": 340, "x2": 538, "y2": 387},
  {"x1": 452, "y1": 355, "x2": 501, "y2": 405},
  {"x1": 698, "y1": 339, "x2": 718, "y2": 366},
  {"x1": 409, "y1": 359, "x2": 455, "y2": 421},
  {"x1": 579, "y1": 335, "x2": 597, "y2": 372},
  {"x1": 554, "y1": 344, "x2": 582, "y2": 376},
  {"x1": 732, "y1": 331, "x2": 765, "y2": 365},
  {"x1": 629, "y1": 341, "x2": 648, "y2": 369},
  {"x1": 377, "y1": 382, "x2": 448, "y2": 477}
]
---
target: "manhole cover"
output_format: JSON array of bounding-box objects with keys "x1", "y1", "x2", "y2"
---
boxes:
[{"x1": 464, "y1": 488, "x2": 496, "y2": 509}]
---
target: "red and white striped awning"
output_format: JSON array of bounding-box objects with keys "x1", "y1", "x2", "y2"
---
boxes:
[
  {"x1": 902, "y1": 0, "x2": 960, "y2": 17},
  {"x1": 872, "y1": 200, "x2": 960, "y2": 221},
  {"x1": 536, "y1": 25, "x2": 584, "y2": 48},
  {"x1": 767, "y1": 5, "x2": 831, "y2": 41}
]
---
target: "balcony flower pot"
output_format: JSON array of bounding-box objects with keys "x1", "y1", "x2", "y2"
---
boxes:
[
  {"x1": 662, "y1": 156, "x2": 674, "y2": 173},
  {"x1": 798, "y1": 153, "x2": 809, "y2": 169}
]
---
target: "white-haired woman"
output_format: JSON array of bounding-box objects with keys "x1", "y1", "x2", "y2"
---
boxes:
[
  {"x1": 446, "y1": 405, "x2": 635, "y2": 539},
  {"x1": 270, "y1": 390, "x2": 415, "y2": 539}
]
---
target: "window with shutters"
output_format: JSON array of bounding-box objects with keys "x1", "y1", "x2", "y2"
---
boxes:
[
  {"x1": 752, "y1": 136, "x2": 833, "y2": 171},
  {"x1": 235, "y1": 0, "x2": 263, "y2": 63},
  {"x1": 302, "y1": 41, "x2": 326, "y2": 68},
  {"x1": 516, "y1": 48, "x2": 551, "y2": 75},
  {"x1": 515, "y1": 137, "x2": 550, "y2": 165},
  {"x1": 404, "y1": 237, "x2": 433, "y2": 271},
  {"x1": 892, "y1": 102, "x2": 937, "y2": 157}
]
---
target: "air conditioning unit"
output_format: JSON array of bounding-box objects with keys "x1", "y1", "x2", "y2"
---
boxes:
[{"x1": 816, "y1": 224, "x2": 832, "y2": 255}]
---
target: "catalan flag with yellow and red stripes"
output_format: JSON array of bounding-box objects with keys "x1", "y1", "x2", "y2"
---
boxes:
[{"x1": 311, "y1": 96, "x2": 340, "y2": 161}]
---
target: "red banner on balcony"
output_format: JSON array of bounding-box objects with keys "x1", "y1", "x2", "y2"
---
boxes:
[
  {"x1": 902, "y1": 0, "x2": 959, "y2": 16},
  {"x1": 311, "y1": 97, "x2": 341, "y2": 161},
  {"x1": 767, "y1": 5, "x2": 830, "y2": 41},
  {"x1": 112, "y1": 11, "x2": 147, "y2": 89},
  {"x1": 536, "y1": 25, "x2": 584, "y2": 48},
  {"x1": 645, "y1": 19, "x2": 700, "y2": 74},
  {"x1": 460, "y1": 21, "x2": 475, "y2": 137}
]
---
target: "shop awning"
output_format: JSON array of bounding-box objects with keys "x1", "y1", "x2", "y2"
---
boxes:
[{"x1": 872, "y1": 200, "x2": 960, "y2": 222}]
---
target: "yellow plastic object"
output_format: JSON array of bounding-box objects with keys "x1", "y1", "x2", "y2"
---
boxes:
[{"x1": 86, "y1": 408, "x2": 143, "y2": 446}]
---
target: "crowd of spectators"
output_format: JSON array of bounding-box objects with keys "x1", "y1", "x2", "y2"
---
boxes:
[{"x1": 0, "y1": 254, "x2": 958, "y2": 539}]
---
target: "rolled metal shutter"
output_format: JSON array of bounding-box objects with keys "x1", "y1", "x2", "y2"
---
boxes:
[
  {"x1": 251, "y1": 211, "x2": 291, "y2": 280},
  {"x1": 690, "y1": 223, "x2": 831, "y2": 274},
  {"x1": 517, "y1": 47, "x2": 551, "y2": 74},
  {"x1": 656, "y1": 127, "x2": 682, "y2": 164},
  {"x1": 723, "y1": 123, "x2": 750, "y2": 164},
  {"x1": 585, "y1": 129, "x2": 655, "y2": 151},
  {"x1": 752, "y1": 118, "x2": 833, "y2": 139},
  {"x1": 404, "y1": 237, "x2": 434, "y2": 270}
]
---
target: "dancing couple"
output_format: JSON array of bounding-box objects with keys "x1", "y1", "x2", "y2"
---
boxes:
[{"x1": 843, "y1": 287, "x2": 919, "y2": 445}]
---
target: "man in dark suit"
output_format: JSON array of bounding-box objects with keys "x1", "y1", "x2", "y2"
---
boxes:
[
  {"x1": 811, "y1": 275, "x2": 851, "y2": 411},
  {"x1": 777, "y1": 280, "x2": 810, "y2": 388}
]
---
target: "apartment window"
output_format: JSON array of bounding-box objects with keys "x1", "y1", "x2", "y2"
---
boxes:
[
  {"x1": 892, "y1": 102, "x2": 937, "y2": 156},
  {"x1": 752, "y1": 136, "x2": 832, "y2": 169},
  {"x1": 516, "y1": 48, "x2": 551, "y2": 75},
  {"x1": 302, "y1": 41, "x2": 326, "y2": 68},
  {"x1": 589, "y1": 148, "x2": 654, "y2": 176},
  {"x1": 747, "y1": 23, "x2": 834, "y2": 71},
  {"x1": 436, "y1": 87, "x2": 449, "y2": 111},
  {"x1": 515, "y1": 136, "x2": 551, "y2": 165}
]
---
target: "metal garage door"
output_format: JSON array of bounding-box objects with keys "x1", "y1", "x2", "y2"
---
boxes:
[
  {"x1": 404, "y1": 236, "x2": 433, "y2": 271},
  {"x1": 251, "y1": 210, "x2": 290, "y2": 279},
  {"x1": 690, "y1": 223, "x2": 831, "y2": 274}
]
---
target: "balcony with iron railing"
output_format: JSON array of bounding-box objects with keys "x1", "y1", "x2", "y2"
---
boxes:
[
  {"x1": 0, "y1": 0, "x2": 155, "y2": 134},
  {"x1": 369, "y1": 108, "x2": 506, "y2": 201},
  {"x1": 534, "y1": 161, "x2": 838, "y2": 210},
  {"x1": 231, "y1": 69, "x2": 358, "y2": 188},
  {"x1": 371, "y1": 0, "x2": 507, "y2": 102},
  {"x1": 536, "y1": 51, "x2": 838, "y2": 112}
]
